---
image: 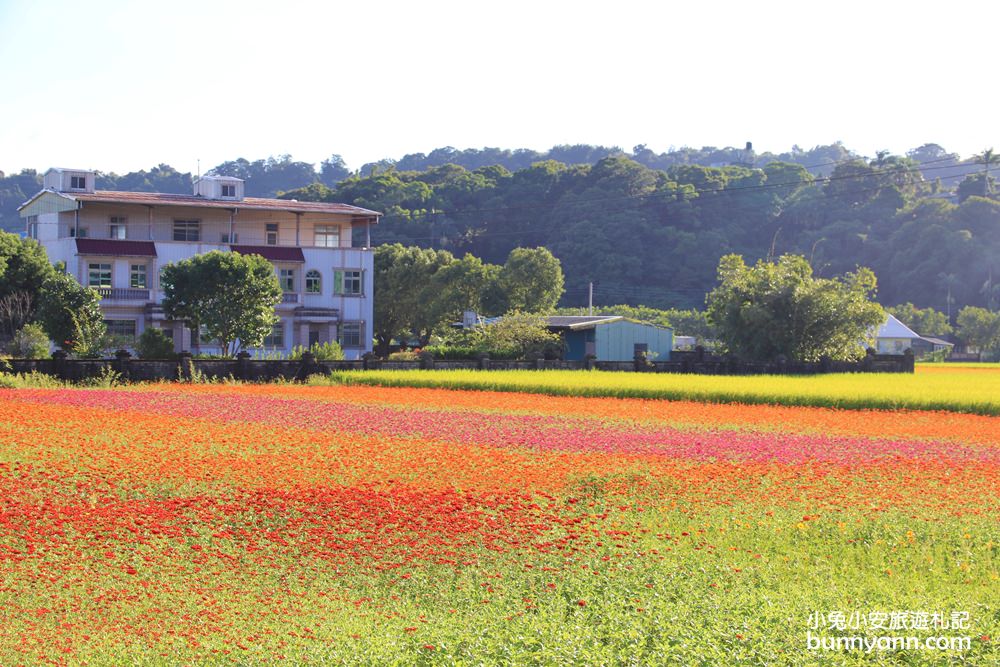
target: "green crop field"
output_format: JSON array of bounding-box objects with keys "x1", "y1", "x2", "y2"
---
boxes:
[{"x1": 322, "y1": 364, "x2": 1000, "y2": 415}]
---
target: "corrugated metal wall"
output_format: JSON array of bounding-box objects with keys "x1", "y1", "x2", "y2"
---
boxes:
[{"x1": 594, "y1": 321, "x2": 672, "y2": 361}]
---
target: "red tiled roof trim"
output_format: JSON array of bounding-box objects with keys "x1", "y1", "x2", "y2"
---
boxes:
[
  {"x1": 76, "y1": 238, "x2": 157, "y2": 257},
  {"x1": 67, "y1": 190, "x2": 380, "y2": 217},
  {"x1": 230, "y1": 245, "x2": 305, "y2": 262}
]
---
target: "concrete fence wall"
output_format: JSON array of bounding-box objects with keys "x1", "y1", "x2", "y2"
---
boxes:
[{"x1": 5, "y1": 347, "x2": 915, "y2": 383}]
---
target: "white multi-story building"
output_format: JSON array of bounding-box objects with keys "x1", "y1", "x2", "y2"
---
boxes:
[{"x1": 19, "y1": 167, "x2": 380, "y2": 359}]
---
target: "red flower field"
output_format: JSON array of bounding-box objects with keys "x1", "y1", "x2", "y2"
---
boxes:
[{"x1": 0, "y1": 383, "x2": 996, "y2": 664}]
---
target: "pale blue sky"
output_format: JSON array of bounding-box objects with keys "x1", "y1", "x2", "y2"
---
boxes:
[{"x1": 1, "y1": 0, "x2": 996, "y2": 175}]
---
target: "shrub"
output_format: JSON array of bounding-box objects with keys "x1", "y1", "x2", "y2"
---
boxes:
[
  {"x1": 473, "y1": 311, "x2": 563, "y2": 360},
  {"x1": 422, "y1": 344, "x2": 479, "y2": 360},
  {"x1": 288, "y1": 341, "x2": 345, "y2": 361},
  {"x1": 7, "y1": 323, "x2": 50, "y2": 359},
  {"x1": 136, "y1": 328, "x2": 176, "y2": 359},
  {"x1": 387, "y1": 350, "x2": 420, "y2": 361}
]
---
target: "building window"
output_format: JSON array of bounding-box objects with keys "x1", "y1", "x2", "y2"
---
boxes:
[
  {"x1": 314, "y1": 225, "x2": 340, "y2": 247},
  {"x1": 266, "y1": 223, "x2": 279, "y2": 245},
  {"x1": 88, "y1": 263, "x2": 112, "y2": 288},
  {"x1": 70, "y1": 227, "x2": 89, "y2": 238},
  {"x1": 198, "y1": 324, "x2": 219, "y2": 346},
  {"x1": 130, "y1": 264, "x2": 147, "y2": 289},
  {"x1": 262, "y1": 322, "x2": 285, "y2": 348},
  {"x1": 104, "y1": 319, "x2": 137, "y2": 342},
  {"x1": 279, "y1": 268, "x2": 295, "y2": 292},
  {"x1": 109, "y1": 217, "x2": 127, "y2": 239},
  {"x1": 339, "y1": 321, "x2": 363, "y2": 348},
  {"x1": 70, "y1": 175, "x2": 87, "y2": 189},
  {"x1": 220, "y1": 232, "x2": 239, "y2": 243},
  {"x1": 305, "y1": 269, "x2": 321, "y2": 294},
  {"x1": 221, "y1": 184, "x2": 236, "y2": 197},
  {"x1": 334, "y1": 269, "x2": 363, "y2": 295},
  {"x1": 173, "y1": 220, "x2": 200, "y2": 241},
  {"x1": 26, "y1": 216, "x2": 38, "y2": 239}
]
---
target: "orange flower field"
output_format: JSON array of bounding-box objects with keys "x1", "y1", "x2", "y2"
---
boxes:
[{"x1": 0, "y1": 383, "x2": 997, "y2": 664}]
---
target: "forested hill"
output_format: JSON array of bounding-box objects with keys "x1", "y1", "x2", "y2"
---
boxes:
[{"x1": 2, "y1": 143, "x2": 997, "y2": 313}]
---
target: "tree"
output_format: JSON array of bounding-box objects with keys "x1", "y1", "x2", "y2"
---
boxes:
[
  {"x1": 161, "y1": 251, "x2": 282, "y2": 356},
  {"x1": 0, "y1": 232, "x2": 57, "y2": 334},
  {"x1": 428, "y1": 253, "x2": 503, "y2": 325},
  {"x1": 706, "y1": 254, "x2": 885, "y2": 361},
  {"x1": 135, "y1": 327, "x2": 176, "y2": 359},
  {"x1": 956, "y1": 306, "x2": 1000, "y2": 358},
  {"x1": 472, "y1": 311, "x2": 563, "y2": 360},
  {"x1": 36, "y1": 272, "x2": 105, "y2": 353},
  {"x1": 978, "y1": 148, "x2": 998, "y2": 196},
  {"x1": 497, "y1": 247, "x2": 565, "y2": 313},
  {"x1": 886, "y1": 303, "x2": 953, "y2": 336},
  {"x1": 372, "y1": 244, "x2": 452, "y2": 356},
  {"x1": 7, "y1": 323, "x2": 49, "y2": 358},
  {"x1": 319, "y1": 154, "x2": 351, "y2": 187}
]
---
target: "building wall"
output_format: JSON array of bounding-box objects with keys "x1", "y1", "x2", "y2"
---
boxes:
[
  {"x1": 37, "y1": 203, "x2": 374, "y2": 359},
  {"x1": 594, "y1": 321, "x2": 672, "y2": 362},
  {"x1": 876, "y1": 337, "x2": 915, "y2": 354}
]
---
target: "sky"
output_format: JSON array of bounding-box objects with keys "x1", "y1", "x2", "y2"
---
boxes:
[{"x1": 1, "y1": 0, "x2": 997, "y2": 176}]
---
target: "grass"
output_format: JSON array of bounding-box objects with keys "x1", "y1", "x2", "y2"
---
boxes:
[{"x1": 321, "y1": 363, "x2": 1000, "y2": 415}]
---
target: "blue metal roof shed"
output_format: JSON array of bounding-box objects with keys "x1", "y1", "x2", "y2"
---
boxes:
[{"x1": 545, "y1": 316, "x2": 673, "y2": 362}]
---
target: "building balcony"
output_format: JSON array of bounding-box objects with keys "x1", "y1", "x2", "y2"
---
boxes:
[{"x1": 97, "y1": 287, "x2": 151, "y2": 301}]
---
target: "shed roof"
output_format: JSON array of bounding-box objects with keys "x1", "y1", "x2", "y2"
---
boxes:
[
  {"x1": 920, "y1": 336, "x2": 954, "y2": 347},
  {"x1": 544, "y1": 316, "x2": 624, "y2": 330},
  {"x1": 876, "y1": 314, "x2": 921, "y2": 339}
]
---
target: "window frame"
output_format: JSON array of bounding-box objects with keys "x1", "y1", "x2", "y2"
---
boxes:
[
  {"x1": 109, "y1": 216, "x2": 128, "y2": 240},
  {"x1": 279, "y1": 268, "x2": 295, "y2": 292},
  {"x1": 130, "y1": 263, "x2": 147, "y2": 289},
  {"x1": 262, "y1": 322, "x2": 285, "y2": 348},
  {"x1": 104, "y1": 319, "x2": 137, "y2": 342},
  {"x1": 313, "y1": 225, "x2": 340, "y2": 248},
  {"x1": 333, "y1": 269, "x2": 363, "y2": 296},
  {"x1": 339, "y1": 321, "x2": 363, "y2": 348},
  {"x1": 88, "y1": 263, "x2": 112, "y2": 288},
  {"x1": 305, "y1": 269, "x2": 322, "y2": 294},
  {"x1": 69, "y1": 175, "x2": 87, "y2": 190},
  {"x1": 172, "y1": 219, "x2": 201, "y2": 242},
  {"x1": 266, "y1": 223, "x2": 279, "y2": 246},
  {"x1": 220, "y1": 183, "x2": 237, "y2": 198}
]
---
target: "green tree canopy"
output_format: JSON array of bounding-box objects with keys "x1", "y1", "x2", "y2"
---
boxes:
[
  {"x1": 0, "y1": 232, "x2": 57, "y2": 337},
  {"x1": 497, "y1": 247, "x2": 565, "y2": 313},
  {"x1": 36, "y1": 272, "x2": 105, "y2": 353},
  {"x1": 956, "y1": 306, "x2": 1000, "y2": 358},
  {"x1": 886, "y1": 303, "x2": 953, "y2": 336},
  {"x1": 706, "y1": 254, "x2": 885, "y2": 362},
  {"x1": 373, "y1": 244, "x2": 453, "y2": 355},
  {"x1": 161, "y1": 251, "x2": 282, "y2": 356}
]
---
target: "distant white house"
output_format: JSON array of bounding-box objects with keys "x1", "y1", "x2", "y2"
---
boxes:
[{"x1": 874, "y1": 314, "x2": 921, "y2": 354}]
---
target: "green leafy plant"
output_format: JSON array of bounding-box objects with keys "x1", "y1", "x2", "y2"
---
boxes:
[
  {"x1": 136, "y1": 327, "x2": 176, "y2": 359},
  {"x1": 6, "y1": 322, "x2": 50, "y2": 359},
  {"x1": 288, "y1": 341, "x2": 344, "y2": 361}
]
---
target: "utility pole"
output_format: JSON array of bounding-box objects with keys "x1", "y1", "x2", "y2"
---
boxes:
[{"x1": 588, "y1": 282, "x2": 593, "y2": 316}]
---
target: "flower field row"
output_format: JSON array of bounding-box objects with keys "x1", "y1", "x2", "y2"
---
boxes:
[
  {"x1": 0, "y1": 383, "x2": 997, "y2": 664},
  {"x1": 322, "y1": 364, "x2": 1000, "y2": 415}
]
